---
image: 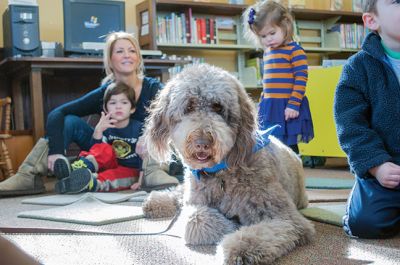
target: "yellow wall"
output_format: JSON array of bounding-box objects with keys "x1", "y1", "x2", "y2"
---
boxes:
[{"x1": 0, "y1": 0, "x2": 142, "y2": 47}]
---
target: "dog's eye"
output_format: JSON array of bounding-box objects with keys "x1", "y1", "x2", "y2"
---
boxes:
[
  {"x1": 212, "y1": 103, "x2": 223, "y2": 114},
  {"x1": 185, "y1": 101, "x2": 195, "y2": 114}
]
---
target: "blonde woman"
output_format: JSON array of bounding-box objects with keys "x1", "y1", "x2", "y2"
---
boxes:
[{"x1": 0, "y1": 32, "x2": 178, "y2": 196}]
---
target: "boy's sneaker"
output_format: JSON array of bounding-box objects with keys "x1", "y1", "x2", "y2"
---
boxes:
[
  {"x1": 71, "y1": 157, "x2": 96, "y2": 172},
  {"x1": 54, "y1": 168, "x2": 96, "y2": 194},
  {"x1": 53, "y1": 156, "x2": 72, "y2": 180}
]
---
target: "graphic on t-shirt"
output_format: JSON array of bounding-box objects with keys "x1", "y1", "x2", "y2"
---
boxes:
[{"x1": 112, "y1": 140, "x2": 131, "y2": 158}]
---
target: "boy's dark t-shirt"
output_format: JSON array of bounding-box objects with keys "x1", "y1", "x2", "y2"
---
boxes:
[{"x1": 91, "y1": 119, "x2": 143, "y2": 168}]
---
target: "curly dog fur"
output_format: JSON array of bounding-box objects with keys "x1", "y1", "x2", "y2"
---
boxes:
[{"x1": 142, "y1": 64, "x2": 315, "y2": 264}]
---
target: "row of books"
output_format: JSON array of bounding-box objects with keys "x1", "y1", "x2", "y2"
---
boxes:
[
  {"x1": 168, "y1": 57, "x2": 205, "y2": 79},
  {"x1": 156, "y1": 9, "x2": 237, "y2": 45},
  {"x1": 328, "y1": 23, "x2": 369, "y2": 49}
]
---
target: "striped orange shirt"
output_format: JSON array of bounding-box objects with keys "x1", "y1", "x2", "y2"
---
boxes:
[{"x1": 262, "y1": 42, "x2": 308, "y2": 111}]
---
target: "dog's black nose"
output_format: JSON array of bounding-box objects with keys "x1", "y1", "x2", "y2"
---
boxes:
[{"x1": 195, "y1": 139, "x2": 211, "y2": 151}]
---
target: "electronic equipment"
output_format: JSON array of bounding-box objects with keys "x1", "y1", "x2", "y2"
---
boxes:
[
  {"x1": 63, "y1": 0, "x2": 125, "y2": 56},
  {"x1": 2, "y1": 4, "x2": 41, "y2": 57}
]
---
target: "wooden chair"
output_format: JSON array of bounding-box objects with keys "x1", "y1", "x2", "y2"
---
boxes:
[{"x1": 0, "y1": 97, "x2": 14, "y2": 181}]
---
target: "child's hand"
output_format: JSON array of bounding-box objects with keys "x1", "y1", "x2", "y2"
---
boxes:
[
  {"x1": 130, "y1": 171, "x2": 144, "y2": 191},
  {"x1": 369, "y1": 162, "x2": 400, "y2": 189},
  {"x1": 130, "y1": 182, "x2": 141, "y2": 191},
  {"x1": 93, "y1": 111, "x2": 117, "y2": 139},
  {"x1": 284, "y1": 108, "x2": 299, "y2": 121}
]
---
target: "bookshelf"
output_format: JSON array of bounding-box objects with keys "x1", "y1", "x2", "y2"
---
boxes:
[
  {"x1": 291, "y1": 7, "x2": 365, "y2": 55},
  {"x1": 136, "y1": 0, "x2": 250, "y2": 49},
  {"x1": 136, "y1": 0, "x2": 365, "y2": 88},
  {"x1": 136, "y1": 0, "x2": 254, "y2": 86}
]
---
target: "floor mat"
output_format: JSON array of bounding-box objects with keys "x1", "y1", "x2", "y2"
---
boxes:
[
  {"x1": 18, "y1": 193, "x2": 144, "y2": 226},
  {"x1": 307, "y1": 189, "x2": 350, "y2": 203},
  {"x1": 306, "y1": 177, "x2": 354, "y2": 189},
  {"x1": 300, "y1": 204, "x2": 346, "y2": 227},
  {"x1": 21, "y1": 191, "x2": 148, "y2": 206}
]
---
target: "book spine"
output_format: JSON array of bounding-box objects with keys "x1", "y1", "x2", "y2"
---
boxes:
[
  {"x1": 201, "y1": 18, "x2": 207, "y2": 44},
  {"x1": 185, "y1": 8, "x2": 192, "y2": 43},
  {"x1": 196, "y1": 18, "x2": 202, "y2": 44},
  {"x1": 209, "y1": 18, "x2": 214, "y2": 44},
  {"x1": 206, "y1": 18, "x2": 211, "y2": 44}
]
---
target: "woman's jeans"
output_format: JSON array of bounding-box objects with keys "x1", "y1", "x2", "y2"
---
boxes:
[{"x1": 63, "y1": 115, "x2": 94, "y2": 152}]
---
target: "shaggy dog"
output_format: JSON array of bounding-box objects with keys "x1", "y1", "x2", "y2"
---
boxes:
[{"x1": 142, "y1": 64, "x2": 315, "y2": 264}]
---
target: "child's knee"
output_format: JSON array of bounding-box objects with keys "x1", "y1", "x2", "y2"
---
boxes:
[{"x1": 347, "y1": 209, "x2": 399, "y2": 238}]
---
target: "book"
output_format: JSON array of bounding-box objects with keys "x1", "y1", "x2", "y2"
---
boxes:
[
  {"x1": 185, "y1": 8, "x2": 192, "y2": 43},
  {"x1": 206, "y1": 18, "x2": 211, "y2": 44}
]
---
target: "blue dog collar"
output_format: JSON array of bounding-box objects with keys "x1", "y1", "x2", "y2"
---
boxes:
[{"x1": 191, "y1": 125, "x2": 279, "y2": 181}]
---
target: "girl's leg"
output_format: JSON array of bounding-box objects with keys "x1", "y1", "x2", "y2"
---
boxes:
[
  {"x1": 343, "y1": 177, "x2": 400, "y2": 238},
  {"x1": 63, "y1": 115, "x2": 94, "y2": 152}
]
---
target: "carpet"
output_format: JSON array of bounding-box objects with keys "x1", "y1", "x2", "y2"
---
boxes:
[
  {"x1": 21, "y1": 191, "x2": 148, "y2": 206},
  {"x1": 18, "y1": 193, "x2": 144, "y2": 226},
  {"x1": 300, "y1": 203, "x2": 346, "y2": 227},
  {"x1": 306, "y1": 177, "x2": 354, "y2": 189}
]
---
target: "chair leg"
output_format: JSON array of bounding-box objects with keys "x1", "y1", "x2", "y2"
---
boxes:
[{"x1": 0, "y1": 140, "x2": 14, "y2": 179}]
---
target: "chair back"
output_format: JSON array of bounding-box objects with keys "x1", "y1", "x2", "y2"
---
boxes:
[{"x1": 0, "y1": 97, "x2": 12, "y2": 136}]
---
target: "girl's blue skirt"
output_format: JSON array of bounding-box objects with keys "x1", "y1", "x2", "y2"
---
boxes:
[{"x1": 258, "y1": 97, "x2": 314, "y2": 146}]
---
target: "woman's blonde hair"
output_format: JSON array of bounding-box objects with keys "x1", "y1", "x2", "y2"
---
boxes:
[
  {"x1": 243, "y1": 0, "x2": 294, "y2": 48},
  {"x1": 102, "y1": 31, "x2": 144, "y2": 84}
]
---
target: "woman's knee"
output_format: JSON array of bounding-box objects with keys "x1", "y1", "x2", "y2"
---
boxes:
[{"x1": 63, "y1": 115, "x2": 93, "y2": 150}]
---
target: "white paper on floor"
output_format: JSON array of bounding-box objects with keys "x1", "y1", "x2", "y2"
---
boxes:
[
  {"x1": 22, "y1": 191, "x2": 149, "y2": 206},
  {"x1": 18, "y1": 193, "x2": 145, "y2": 225}
]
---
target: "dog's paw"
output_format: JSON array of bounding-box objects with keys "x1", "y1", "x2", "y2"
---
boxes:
[
  {"x1": 221, "y1": 231, "x2": 266, "y2": 265},
  {"x1": 142, "y1": 191, "x2": 179, "y2": 218},
  {"x1": 184, "y1": 206, "x2": 237, "y2": 245}
]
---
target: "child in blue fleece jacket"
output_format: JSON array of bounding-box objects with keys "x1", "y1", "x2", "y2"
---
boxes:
[{"x1": 334, "y1": 0, "x2": 400, "y2": 239}]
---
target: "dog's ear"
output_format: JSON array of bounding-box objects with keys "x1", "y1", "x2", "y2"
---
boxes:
[
  {"x1": 144, "y1": 86, "x2": 173, "y2": 162},
  {"x1": 226, "y1": 78, "x2": 257, "y2": 167}
]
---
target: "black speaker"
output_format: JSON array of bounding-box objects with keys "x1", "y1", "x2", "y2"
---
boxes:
[{"x1": 3, "y1": 5, "x2": 41, "y2": 57}]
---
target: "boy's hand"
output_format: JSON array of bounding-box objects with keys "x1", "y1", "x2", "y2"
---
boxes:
[
  {"x1": 93, "y1": 111, "x2": 117, "y2": 139},
  {"x1": 284, "y1": 108, "x2": 299, "y2": 121},
  {"x1": 369, "y1": 162, "x2": 400, "y2": 189}
]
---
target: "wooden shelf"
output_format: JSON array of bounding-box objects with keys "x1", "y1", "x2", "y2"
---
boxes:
[
  {"x1": 155, "y1": 0, "x2": 246, "y2": 16},
  {"x1": 290, "y1": 8, "x2": 363, "y2": 23},
  {"x1": 157, "y1": 43, "x2": 254, "y2": 51},
  {"x1": 303, "y1": 47, "x2": 359, "y2": 53}
]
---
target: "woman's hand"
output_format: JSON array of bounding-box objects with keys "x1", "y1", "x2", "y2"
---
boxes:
[
  {"x1": 93, "y1": 112, "x2": 116, "y2": 139},
  {"x1": 48, "y1": 154, "x2": 66, "y2": 172},
  {"x1": 369, "y1": 162, "x2": 400, "y2": 189},
  {"x1": 284, "y1": 108, "x2": 299, "y2": 121}
]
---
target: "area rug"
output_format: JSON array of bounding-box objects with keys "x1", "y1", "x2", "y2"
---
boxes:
[
  {"x1": 300, "y1": 203, "x2": 346, "y2": 227},
  {"x1": 18, "y1": 193, "x2": 144, "y2": 226},
  {"x1": 306, "y1": 177, "x2": 354, "y2": 189},
  {"x1": 21, "y1": 191, "x2": 148, "y2": 206}
]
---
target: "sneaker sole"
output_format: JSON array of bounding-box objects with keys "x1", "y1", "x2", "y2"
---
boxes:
[
  {"x1": 55, "y1": 169, "x2": 91, "y2": 194},
  {"x1": 54, "y1": 157, "x2": 71, "y2": 180}
]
